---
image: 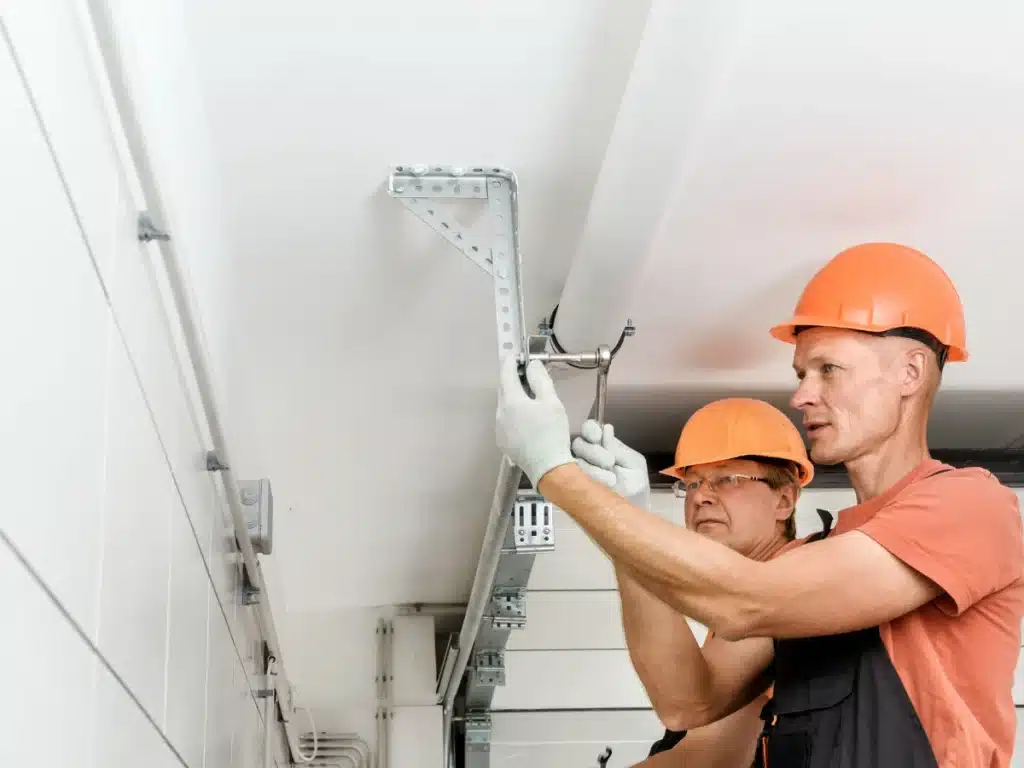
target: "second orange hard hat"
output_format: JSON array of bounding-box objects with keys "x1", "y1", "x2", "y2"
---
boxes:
[
  {"x1": 769, "y1": 242, "x2": 968, "y2": 363},
  {"x1": 660, "y1": 398, "x2": 814, "y2": 486}
]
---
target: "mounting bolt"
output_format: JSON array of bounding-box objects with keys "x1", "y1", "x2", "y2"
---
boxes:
[{"x1": 623, "y1": 318, "x2": 636, "y2": 337}]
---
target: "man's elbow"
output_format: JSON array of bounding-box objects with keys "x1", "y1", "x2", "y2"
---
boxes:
[
  {"x1": 703, "y1": 600, "x2": 769, "y2": 642},
  {"x1": 656, "y1": 702, "x2": 716, "y2": 733}
]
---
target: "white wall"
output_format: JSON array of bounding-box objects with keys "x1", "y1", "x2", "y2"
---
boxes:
[{"x1": 0, "y1": 4, "x2": 284, "y2": 766}]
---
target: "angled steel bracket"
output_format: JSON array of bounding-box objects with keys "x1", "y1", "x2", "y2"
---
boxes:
[{"x1": 387, "y1": 165, "x2": 528, "y2": 364}]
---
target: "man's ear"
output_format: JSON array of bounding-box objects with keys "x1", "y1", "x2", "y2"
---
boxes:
[
  {"x1": 774, "y1": 484, "x2": 797, "y2": 521},
  {"x1": 899, "y1": 345, "x2": 930, "y2": 397}
]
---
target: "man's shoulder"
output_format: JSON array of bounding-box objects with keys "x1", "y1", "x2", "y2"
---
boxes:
[
  {"x1": 772, "y1": 536, "x2": 814, "y2": 558},
  {"x1": 900, "y1": 463, "x2": 1020, "y2": 520}
]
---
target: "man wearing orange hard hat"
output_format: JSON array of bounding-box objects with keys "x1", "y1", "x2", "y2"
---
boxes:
[
  {"x1": 495, "y1": 242, "x2": 1024, "y2": 767},
  {"x1": 573, "y1": 398, "x2": 817, "y2": 766}
]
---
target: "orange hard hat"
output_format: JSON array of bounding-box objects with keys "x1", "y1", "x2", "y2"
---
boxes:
[
  {"x1": 660, "y1": 398, "x2": 814, "y2": 486},
  {"x1": 769, "y1": 242, "x2": 967, "y2": 363}
]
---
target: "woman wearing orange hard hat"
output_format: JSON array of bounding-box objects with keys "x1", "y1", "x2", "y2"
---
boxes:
[{"x1": 495, "y1": 242, "x2": 1024, "y2": 768}]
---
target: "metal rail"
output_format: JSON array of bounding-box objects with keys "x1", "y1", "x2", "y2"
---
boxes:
[{"x1": 76, "y1": 2, "x2": 303, "y2": 760}]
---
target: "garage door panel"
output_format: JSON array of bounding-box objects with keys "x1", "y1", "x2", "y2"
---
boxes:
[
  {"x1": 509, "y1": 590, "x2": 709, "y2": 651},
  {"x1": 491, "y1": 649, "x2": 651, "y2": 710},
  {"x1": 491, "y1": 709, "x2": 663, "y2": 742}
]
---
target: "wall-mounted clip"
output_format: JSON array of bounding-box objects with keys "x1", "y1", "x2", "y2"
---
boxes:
[{"x1": 137, "y1": 212, "x2": 171, "y2": 243}]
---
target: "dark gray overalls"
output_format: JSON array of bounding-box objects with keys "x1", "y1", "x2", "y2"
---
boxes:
[
  {"x1": 649, "y1": 500, "x2": 947, "y2": 767},
  {"x1": 753, "y1": 502, "x2": 945, "y2": 767}
]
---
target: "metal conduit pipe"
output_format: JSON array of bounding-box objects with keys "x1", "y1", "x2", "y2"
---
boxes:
[
  {"x1": 75, "y1": 2, "x2": 304, "y2": 761},
  {"x1": 298, "y1": 733, "x2": 369, "y2": 768},
  {"x1": 264, "y1": 657, "x2": 278, "y2": 768},
  {"x1": 439, "y1": 457, "x2": 522, "y2": 763}
]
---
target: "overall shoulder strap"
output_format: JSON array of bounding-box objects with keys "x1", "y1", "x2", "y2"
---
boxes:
[{"x1": 807, "y1": 509, "x2": 835, "y2": 543}]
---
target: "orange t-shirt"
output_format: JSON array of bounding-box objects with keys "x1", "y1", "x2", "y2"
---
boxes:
[{"x1": 818, "y1": 458, "x2": 1024, "y2": 767}]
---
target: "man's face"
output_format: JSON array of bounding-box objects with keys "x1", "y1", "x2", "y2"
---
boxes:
[
  {"x1": 789, "y1": 327, "x2": 903, "y2": 465},
  {"x1": 680, "y1": 458, "x2": 794, "y2": 557}
]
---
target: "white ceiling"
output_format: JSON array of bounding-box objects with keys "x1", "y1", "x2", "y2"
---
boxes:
[{"x1": 105, "y1": 0, "x2": 1024, "y2": 627}]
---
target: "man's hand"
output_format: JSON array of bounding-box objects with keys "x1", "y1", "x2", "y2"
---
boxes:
[
  {"x1": 496, "y1": 355, "x2": 575, "y2": 488},
  {"x1": 572, "y1": 420, "x2": 651, "y2": 510}
]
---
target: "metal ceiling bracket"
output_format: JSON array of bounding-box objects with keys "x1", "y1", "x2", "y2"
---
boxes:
[{"x1": 387, "y1": 165, "x2": 528, "y2": 362}]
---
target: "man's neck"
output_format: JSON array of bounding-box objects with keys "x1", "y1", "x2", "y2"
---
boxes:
[
  {"x1": 748, "y1": 535, "x2": 790, "y2": 563},
  {"x1": 845, "y1": 422, "x2": 931, "y2": 503}
]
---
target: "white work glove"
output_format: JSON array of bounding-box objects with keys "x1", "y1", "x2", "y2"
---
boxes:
[
  {"x1": 496, "y1": 355, "x2": 575, "y2": 488},
  {"x1": 572, "y1": 420, "x2": 651, "y2": 510}
]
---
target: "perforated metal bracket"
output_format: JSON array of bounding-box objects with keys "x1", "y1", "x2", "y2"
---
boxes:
[
  {"x1": 387, "y1": 165, "x2": 528, "y2": 363},
  {"x1": 487, "y1": 587, "x2": 526, "y2": 630},
  {"x1": 512, "y1": 495, "x2": 555, "y2": 553},
  {"x1": 470, "y1": 649, "x2": 506, "y2": 687}
]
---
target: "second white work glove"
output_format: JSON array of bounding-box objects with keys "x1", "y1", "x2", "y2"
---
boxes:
[
  {"x1": 495, "y1": 355, "x2": 575, "y2": 488},
  {"x1": 572, "y1": 420, "x2": 651, "y2": 510}
]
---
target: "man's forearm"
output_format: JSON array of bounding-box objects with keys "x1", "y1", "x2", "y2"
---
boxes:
[
  {"x1": 616, "y1": 564, "x2": 713, "y2": 725},
  {"x1": 539, "y1": 463, "x2": 765, "y2": 638}
]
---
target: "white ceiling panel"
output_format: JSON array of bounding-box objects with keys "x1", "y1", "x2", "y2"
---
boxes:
[{"x1": 94, "y1": 0, "x2": 1024, "y2": 708}]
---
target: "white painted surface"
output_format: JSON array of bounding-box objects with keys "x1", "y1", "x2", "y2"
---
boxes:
[
  {"x1": 90, "y1": 0, "x2": 1024, "y2": 633},
  {"x1": 0, "y1": 6, "x2": 281, "y2": 766},
  {"x1": 491, "y1": 711, "x2": 664, "y2": 768},
  {"x1": 6, "y1": 0, "x2": 1024, "y2": 764},
  {"x1": 392, "y1": 615, "x2": 440, "y2": 706}
]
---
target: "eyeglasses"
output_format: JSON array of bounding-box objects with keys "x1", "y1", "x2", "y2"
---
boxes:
[{"x1": 672, "y1": 474, "x2": 771, "y2": 499}]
